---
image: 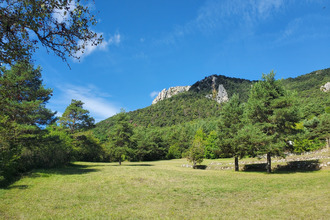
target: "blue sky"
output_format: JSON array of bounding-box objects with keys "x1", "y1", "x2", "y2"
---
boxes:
[{"x1": 34, "y1": 0, "x2": 330, "y2": 122}]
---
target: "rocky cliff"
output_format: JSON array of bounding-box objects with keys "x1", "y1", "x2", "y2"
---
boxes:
[
  {"x1": 152, "y1": 86, "x2": 191, "y2": 104},
  {"x1": 205, "y1": 84, "x2": 229, "y2": 104}
]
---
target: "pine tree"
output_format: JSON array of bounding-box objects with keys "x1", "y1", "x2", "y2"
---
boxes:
[
  {"x1": 0, "y1": 62, "x2": 56, "y2": 179},
  {"x1": 218, "y1": 93, "x2": 244, "y2": 171},
  {"x1": 59, "y1": 99, "x2": 95, "y2": 133},
  {"x1": 245, "y1": 71, "x2": 300, "y2": 173},
  {"x1": 109, "y1": 110, "x2": 134, "y2": 165}
]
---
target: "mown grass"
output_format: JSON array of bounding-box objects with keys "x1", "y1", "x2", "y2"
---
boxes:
[{"x1": 1, "y1": 158, "x2": 329, "y2": 219}]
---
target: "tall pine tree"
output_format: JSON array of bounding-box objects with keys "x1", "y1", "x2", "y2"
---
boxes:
[
  {"x1": 245, "y1": 71, "x2": 300, "y2": 173},
  {"x1": 218, "y1": 93, "x2": 245, "y2": 171},
  {"x1": 0, "y1": 62, "x2": 56, "y2": 179}
]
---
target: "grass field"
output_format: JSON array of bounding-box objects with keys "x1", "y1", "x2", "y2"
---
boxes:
[{"x1": 1, "y1": 155, "x2": 330, "y2": 219}]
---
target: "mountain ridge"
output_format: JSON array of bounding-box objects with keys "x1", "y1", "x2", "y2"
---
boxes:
[{"x1": 94, "y1": 68, "x2": 330, "y2": 140}]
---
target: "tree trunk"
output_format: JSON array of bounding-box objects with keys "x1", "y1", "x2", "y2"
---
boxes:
[
  {"x1": 119, "y1": 158, "x2": 122, "y2": 165},
  {"x1": 193, "y1": 161, "x2": 197, "y2": 169},
  {"x1": 326, "y1": 138, "x2": 330, "y2": 149},
  {"x1": 234, "y1": 156, "x2": 239, "y2": 171},
  {"x1": 266, "y1": 152, "x2": 272, "y2": 173}
]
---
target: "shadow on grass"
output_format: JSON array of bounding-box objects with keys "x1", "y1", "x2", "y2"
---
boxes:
[
  {"x1": 116, "y1": 164, "x2": 154, "y2": 167},
  {"x1": 275, "y1": 160, "x2": 321, "y2": 173},
  {"x1": 242, "y1": 160, "x2": 321, "y2": 173},
  {"x1": 31, "y1": 163, "x2": 101, "y2": 176},
  {"x1": 194, "y1": 165, "x2": 207, "y2": 170},
  {"x1": 7, "y1": 184, "x2": 29, "y2": 190},
  {"x1": 0, "y1": 163, "x2": 101, "y2": 189}
]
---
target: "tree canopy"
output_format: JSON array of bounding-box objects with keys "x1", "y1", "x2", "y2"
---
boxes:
[
  {"x1": 245, "y1": 71, "x2": 300, "y2": 172},
  {"x1": 0, "y1": 62, "x2": 56, "y2": 180},
  {"x1": 59, "y1": 99, "x2": 95, "y2": 133},
  {"x1": 0, "y1": 0, "x2": 102, "y2": 65}
]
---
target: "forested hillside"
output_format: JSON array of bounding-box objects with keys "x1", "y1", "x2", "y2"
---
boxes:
[
  {"x1": 282, "y1": 68, "x2": 330, "y2": 118},
  {"x1": 95, "y1": 75, "x2": 255, "y2": 132},
  {"x1": 95, "y1": 68, "x2": 329, "y2": 134},
  {"x1": 92, "y1": 69, "x2": 329, "y2": 165}
]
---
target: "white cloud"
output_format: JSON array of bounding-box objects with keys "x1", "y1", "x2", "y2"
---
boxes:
[
  {"x1": 55, "y1": 84, "x2": 120, "y2": 122},
  {"x1": 74, "y1": 33, "x2": 121, "y2": 61},
  {"x1": 150, "y1": 91, "x2": 159, "y2": 98}
]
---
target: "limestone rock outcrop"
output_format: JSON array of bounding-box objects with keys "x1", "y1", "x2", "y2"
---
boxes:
[
  {"x1": 205, "y1": 84, "x2": 229, "y2": 104},
  {"x1": 152, "y1": 86, "x2": 191, "y2": 104},
  {"x1": 320, "y1": 82, "x2": 330, "y2": 92}
]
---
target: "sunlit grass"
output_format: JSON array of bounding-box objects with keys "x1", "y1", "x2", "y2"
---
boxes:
[{"x1": 1, "y1": 157, "x2": 329, "y2": 219}]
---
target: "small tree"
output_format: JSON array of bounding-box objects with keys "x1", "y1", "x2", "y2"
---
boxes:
[
  {"x1": 109, "y1": 109, "x2": 133, "y2": 165},
  {"x1": 59, "y1": 99, "x2": 95, "y2": 133},
  {"x1": 186, "y1": 128, "x2": 205, "y2": 168}
]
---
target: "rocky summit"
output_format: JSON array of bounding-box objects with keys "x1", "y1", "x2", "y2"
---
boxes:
[{"x1": 152, "y1": 86, "x2": 191, "y2": 104}]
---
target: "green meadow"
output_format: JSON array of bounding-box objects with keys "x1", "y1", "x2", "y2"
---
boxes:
[{"x1": 1, "y1": 157, "x2": 329, "y2": 219}]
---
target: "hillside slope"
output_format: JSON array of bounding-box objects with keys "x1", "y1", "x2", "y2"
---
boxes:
[{"x1": 94, "y1": 68, "x2": 330, "y2": 139}]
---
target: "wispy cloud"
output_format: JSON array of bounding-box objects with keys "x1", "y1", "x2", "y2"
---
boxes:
[
  {"x1": 150, "y1": 91, "x2": 159, "y2": 98},
  {"x1": 74, "y1": 33, "x2": 121, "y2": 61},
  {"x1": 274, "y1": 12, "x2": 330, "y2": 46},
  {"x1": 54, "y1": 84, "x2": 120, "y2": 122},
  {"x1": 157, "y1": 0, "x2": 285, "y2": 45}
]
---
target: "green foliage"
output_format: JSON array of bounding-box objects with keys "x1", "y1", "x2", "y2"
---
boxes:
[
  {"x1": 218, "y1": 94, "x2": 245, "y2": 157},
  {"x1": 190, "y1": 74, "x2": 256, "y2": 102},
  {"x1": 282, "y1": 68, "x2": 330, "y2": 118},
  {"x1": 185, "y1": 128, "x2": 206, "y2": 168},
  {"x1": 292, "y1": 138, "x2": 324, "y2": 153},
  {"x1": 107, "y1": 110, "x2": 134, "y2": 164},
  {"x1": 18, "y1": 129, "x2": 72, "y2": 172},
  {"x1": 0, "y1": 0, "x2": 103, "y2": 65},
  {"x1": 0, "y1": 62, "x2": 56, "y2": 180},
  {"x1": 245, "y1": 71, "x2": 301, "y2": 172},
  {"x1": 72, "y1": 131, "x2": 107, "y2": 162},
  {"x1": 95, "y1": 75, "x2": 254, "y2": 130},
  {"x1": 204, "y1": 131, "x2": 218, "y2": 159},
  {"x1": 166, "y1": 144, "x2": 182, "y2": 159},
  {"x1": 59, "y1": 99, "x2": 95, "y2": 133},
  {"x1": 245, "y1": 71, "x2": 300, "y2": 154},
  {"x1": 132, "y1": 128, "x2": 168, "y2": 161}
]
